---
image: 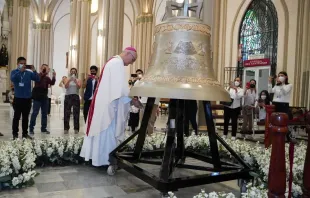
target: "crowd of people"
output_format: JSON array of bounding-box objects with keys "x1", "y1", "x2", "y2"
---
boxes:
[
  {"x1": 222, "y1": 71, "x2": 292, "y2": 141},
  {"x1": 5, "y1": 48, "x2": 293, "y2": 173},
  {"x1": 4, "y1": 56, "x2": 100, "y2": 139}
]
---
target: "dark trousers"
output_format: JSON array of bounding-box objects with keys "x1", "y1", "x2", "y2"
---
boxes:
[
  {"x1": 273, "y1": 102, "x2": 292, "y2": 140},
  {"x1": 167, "y1": 99, "x2": 198, "y2": 135},
  {"x1": 273, "y1": 102, "x2": 290, "y2": 116},
  {"x1": 224, "y1": 106, "x2": 241, "y2": 137},
  {"x1": 64, "y1": 94, "x2": 80, "y2": 131},
  {"x1": 12, "y1": 97, "x2": 32, "y2": 138},
  {"x1": 83, "y1": 100, "x2": 92, "y2": 123},
  {"x1": 47, "y1": 98, "x2": 51, "y2": 115},
  {"x1": 29, "y1": 99, "x2": 48, "y2": 132},
  {"x1": 185, "y1": 100, "x2": 198, "y2": 133}
]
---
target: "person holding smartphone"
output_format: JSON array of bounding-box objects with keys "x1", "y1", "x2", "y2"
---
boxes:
[
  {"x1": 241, "y1": 79, "x2": 257, "y2": 137},
  {"x1": 83, "y1": 65, "x2": 98, "y2": 122},
  {"x1": 64, "y1": 68, "x2": 81, "y2": 134},
  {"x1": 10, "y1": 57, "x2": 40, "y2": 139},
  {"x1": 223, "y1": 77, "x2": 244, "y2": 140},
  {"x1": 29, "y1": 64, "x2": 56, "y2": 135},
  {"x1": 268, "y1": 71, "x2": 293, "y2": 141}
]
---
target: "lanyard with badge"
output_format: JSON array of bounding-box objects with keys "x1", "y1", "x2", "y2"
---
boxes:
[{"x1": 19, "y1": 72, "x2": 25, "y2": 87}]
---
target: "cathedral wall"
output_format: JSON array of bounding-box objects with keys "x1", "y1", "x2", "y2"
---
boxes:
[
  {"x1": 51, "y1": 0, "x2": 70, "y2": 97},
  {"x1": 90, "y1": 16, "x2": 98, "y2": 67},
  {"x1": 123, "y1": 0, "x2": 135, "y2": 76},
  {"x1": 218, "y1": 0, "x2": 298, "y2": 105}
]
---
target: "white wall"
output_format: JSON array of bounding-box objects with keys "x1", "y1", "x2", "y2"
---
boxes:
[
  {"x1": 123, "y1": 0, "x2": 134, "y2": 77},
  {"x1": 214, "y1": 0, "x2": 298, "y2": 104},
  {"x1": 90, "y1": 16, "x2": 98, "y2": 67},
  {"x1": 52, "y1": 0, "x2": 70, "y2": 97}
]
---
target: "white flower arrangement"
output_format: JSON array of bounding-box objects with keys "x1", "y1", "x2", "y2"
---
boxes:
[{"x1": 0, "y1": 133, "x2": 307, "y2": 198}]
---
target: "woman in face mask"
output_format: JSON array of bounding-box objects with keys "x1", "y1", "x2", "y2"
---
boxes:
[
  {"x1": 64, "y1": 68, "x2": 81, "y2": 134},
  {"x1": 223, "y1": 77, "x2": 244, "y2": 140},
  {"x1": 241, "y1": 79, "x2": 257, "y2": 137},
  {"x1": 255, "y1": 90, "x2": 271, "y2": 122},
  {"x1": 268, "y1": 71, "x2": 293, "y2": 141}
]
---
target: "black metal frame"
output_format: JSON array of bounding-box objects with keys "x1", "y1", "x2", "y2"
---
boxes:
[
  {"x1": 110, "y1": 98, "x2": 252, "y2": 194},
  {"x1": 237, "y1": 0, "x2": 278, "y2": 78}
]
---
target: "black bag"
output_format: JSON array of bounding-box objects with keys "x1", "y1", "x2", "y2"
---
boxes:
[{"x1": 220, "y1": 98, "x2": 234, "y2": 106}]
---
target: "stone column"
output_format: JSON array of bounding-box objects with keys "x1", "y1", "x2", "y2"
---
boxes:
[
  {"x1": 211, "y1": 0, "x2": 222, "y2": 83},
  {"x1": 9, "y1": 0, "x2": 30, "y2": 71},
  {"x1": 132, "y1": 14, "x2": 153, "y2": 73},
  {"x1": 102, "y1": 0, "x2": 125, "y2": 63},
  {"x1": 293, "y1": 0, "x2": 310, "y2": 108},
  {"x1": 68, "y1": 0, "x2": 91, "y2": 82},
  {"x1": 32, "y1": 22, "x2": 51, "y2": 68}
]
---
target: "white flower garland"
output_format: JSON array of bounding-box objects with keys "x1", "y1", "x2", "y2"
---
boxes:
[{"x1": 0, "y1": 134, "x2": 306, "y2": 198}]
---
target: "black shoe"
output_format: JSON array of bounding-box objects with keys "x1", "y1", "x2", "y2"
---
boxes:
[
  {"x1": 22, "y1": 134, "x2": 33, "y2": 140},
  {"x1": 0, "y1": 132, "x2": 3, "y2": 136},
  {"x1": 13, "y1": 136, "x2": 18, "y2": 140},
  {"x1": 41, "y1": 130, "x2": 50, "y2": 134}
]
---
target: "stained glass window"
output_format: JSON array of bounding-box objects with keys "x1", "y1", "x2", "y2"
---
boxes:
[{"x1": 238, "y1": 0, "x2": 278, "y2": 76}]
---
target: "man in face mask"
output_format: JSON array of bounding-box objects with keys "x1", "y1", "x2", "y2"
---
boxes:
[
  {"x1": 10, "y1": 57, "x2": 40, "y2": 139},
  {"x1": 242, "y1": 79, "x2": 257, "y2": 136},
  {"x1": 83, "y1": 65, "x2": 98, "y2": 122},
  {"x1": 29, "y1": 64, "x2": 56, "y2": 135}
]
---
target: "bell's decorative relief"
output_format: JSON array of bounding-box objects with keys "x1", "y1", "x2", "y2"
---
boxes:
[{"x1": 155, "y1": 23, "x2": 211, "y2": 35}]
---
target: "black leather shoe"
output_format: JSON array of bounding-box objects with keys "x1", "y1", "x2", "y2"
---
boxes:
[{"x1": 22, "y1": 134, "x2": 33, "y2": 140}]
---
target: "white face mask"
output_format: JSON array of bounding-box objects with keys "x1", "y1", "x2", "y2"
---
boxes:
[
  {"x1": 138, "y1": 74, "x2": 143, "y2": 78},
  {"x1": 278, "y1": 76, "x2": 285, "y2": 83},
  {"x1": 261, "y1": 95, "x2": 266, "y2": 100},
  {"x1": 18, "y1": 64, "x2": 23, "y2": 69},
  {"x1": 71, "y1": 74, "x2": 76, "y2": 78},
  {"x1": 234, "y1": 81, "x2": 240, "y2": 87}
]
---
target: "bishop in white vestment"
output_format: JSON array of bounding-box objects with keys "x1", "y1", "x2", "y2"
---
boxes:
[{"x1": 80, "y1": 47, "x2": 137, "y2": 166}]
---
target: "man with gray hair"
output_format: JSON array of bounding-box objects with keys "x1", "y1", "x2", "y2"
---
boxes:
[{"x1": 80, "y1": 47, "x2": 137, "y2": 173}]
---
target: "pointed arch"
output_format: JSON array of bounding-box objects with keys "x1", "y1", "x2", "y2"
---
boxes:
[
  {"x1": 229, "y1": 0, "x2": 289, "y2": 77},
  {"x1": 237, "y1": 0, "x2": 278, "y2": 76}
]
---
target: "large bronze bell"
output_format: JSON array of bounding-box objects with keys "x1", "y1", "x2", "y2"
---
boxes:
[
  {"x1": 130, "y1": 2, "x2": 230, "y2": 102},
  {"x1": 112, "y1": 1, "x2": 251, "y2": 195}
]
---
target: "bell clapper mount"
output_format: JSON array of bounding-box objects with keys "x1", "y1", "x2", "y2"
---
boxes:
[{"x1": 166, "y1": 0, "x2": 203, "y2": 19}]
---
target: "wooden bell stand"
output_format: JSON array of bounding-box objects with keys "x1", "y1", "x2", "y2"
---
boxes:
[{"x1": 267, "y1": 112, "x2": 310, "y2": 197}]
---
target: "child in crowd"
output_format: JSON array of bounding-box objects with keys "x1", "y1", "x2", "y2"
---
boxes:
[
  {"x1": 256, "y1": 90, "x2": 271, "y2": 122},
  {"x1": 8, "y1": 87, "x2": 14, "y2": 120},
  {"x1": 128, "y1": 97, "x2": 143, "y2": 132}
]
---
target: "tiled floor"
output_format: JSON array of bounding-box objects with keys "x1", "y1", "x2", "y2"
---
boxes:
[{"x1": 0, "y1": 104, "x2": 241, "y2": 198}]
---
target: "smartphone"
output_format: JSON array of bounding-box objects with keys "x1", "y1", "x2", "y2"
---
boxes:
[
  {"x1": 25, "y1": 65, "x2": 32, "y2": 69},
  {"x1": 131, "y1": 74, "x2": 138, "y2": 78}
]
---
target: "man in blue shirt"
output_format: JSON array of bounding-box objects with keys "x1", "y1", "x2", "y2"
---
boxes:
[
  {"x1": 10, "y1": 57, "x2": 40, "y2": 139},
  {"x1": 83, "y1": 65, "x2": 98, "y2": 122}
]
